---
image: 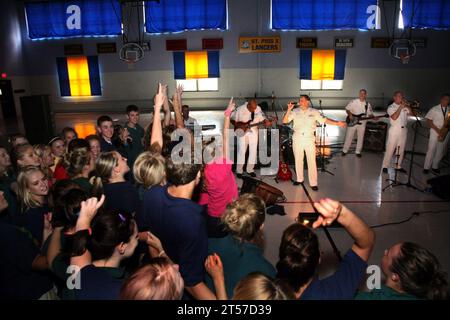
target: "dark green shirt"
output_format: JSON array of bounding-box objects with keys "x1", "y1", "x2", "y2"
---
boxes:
[
  {"x1": 355, "y1": 285, "x2": 419, "y2": 300},
  {"x1": 124, "y1": 123, "x2": 145, "y2": 167},
  {"x1": 71, "y1": 177, "x2": 93, "y2": 195},
  {"x1": 206, "y1": 234, "x2": 276, "y2": 298}
]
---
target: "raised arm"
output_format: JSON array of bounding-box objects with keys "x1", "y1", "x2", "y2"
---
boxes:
[
  {"x1": 150, "y1": 83, "x2": 166, "y2": 152},
  {"x1": 70, "y1": 195, "x2": 105, "y2": 269},
  {"x1": 172, "y1": 84, "x2": 185, "y2": 129},
  {"x1": 313, "y1": 198, "x2": 375, "y2": 262},
  {"x1": 162, "y1": 84, "x2": 171, "y2": 128},
  {"x1": 282, "y1": 102, "x2": 295, "y2": 124},
  {"x1": 223, "y1": 97, "x2": 235, "y2": 159}
]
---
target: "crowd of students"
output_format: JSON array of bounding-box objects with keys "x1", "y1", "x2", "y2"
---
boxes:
[{"x1": 0, "y1": 83, "x2": 448, "y2": 300}]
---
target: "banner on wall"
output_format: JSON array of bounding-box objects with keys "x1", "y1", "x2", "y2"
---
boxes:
[
  {"x1": 25, "y1": 0, "x2": 122, "y2": 39},
  {"x1": 239, "y1": 37, "x2": 281, "y2": 53}
]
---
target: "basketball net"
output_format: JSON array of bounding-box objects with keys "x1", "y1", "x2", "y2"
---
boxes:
[{"x1": 126, "y1": 59, "x2": 135, "y2": 70}]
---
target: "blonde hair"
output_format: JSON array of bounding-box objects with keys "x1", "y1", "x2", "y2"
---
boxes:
[
  {"x1": 120, "y1": 258, "x2": 184, "y2": 300},
  {"x1": 17, "y1": 166, "x2": 46, "y2": 211},
  {"x1": 65, "y1": 148, "x2": 91, "y2": 178},
  {"x1": 233, "y1": 272, "x2": 294, "y2": 300},
  {"x1": 91, "y1": 151, "x2": 119, "y2": 197},
  {"x1": 11, "y1": 143, "x2": 33, "y2": 172},
  {"x1": 33, "y1": 144, "x2": 52, "y2": 175},
  {"x1": 222, "y1": 193, "x2": 266, "y2": 242},
  {"x1": 133, "y1": 151, "x2": 165, "y2": 189}
]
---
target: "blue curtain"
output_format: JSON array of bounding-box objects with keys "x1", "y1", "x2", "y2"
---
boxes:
[
  {"x1": 271, "y1": 0, "x2": 377, "y2": 30},
  {"x1": 145, "y1": 0, "x2": 227, "y2": 33},
  {"x1": 402, "y1": 0, "x2": 450, "y2": 29},
  {"x1": 25, "y1": 0, "x2": 121, "y2": 39}
]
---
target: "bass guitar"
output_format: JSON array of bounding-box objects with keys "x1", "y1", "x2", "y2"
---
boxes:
[{"x1": 346, "y1": 113, "x2": 389, "y2": 127}]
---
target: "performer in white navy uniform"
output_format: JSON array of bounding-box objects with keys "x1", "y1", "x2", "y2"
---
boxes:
[
  {"x1": 342, "y1": 89, "x2": 374, "y2": 157},
  {"x1": 423, "y1": 93, "x2": 450, "y2": 174},
  {"x1": 382, "y1": 91, "x2": 413, "y2": 173},
  {"x1": 282, "y1": 95, "x2": 346, "y2": 191},
  {"x1": 231, "y1": 99, "x2": 270, "y2": 178}
]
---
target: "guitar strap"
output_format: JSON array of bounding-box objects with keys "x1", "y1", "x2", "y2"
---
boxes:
[
  {"x1": 441, "y1": 106, "x2": 447, "y2": 120},
  {"x1": 251, "y1": 111, "x2": 255, "y2": 122},
  {"x1": 365, "y1": 102, "x2": 368, "y2": 116}
]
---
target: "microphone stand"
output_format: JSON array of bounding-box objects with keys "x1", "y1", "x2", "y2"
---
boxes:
[
  {"x1": 384, "y1": 109, "x2": 424, "y2": 192},
  {"x1": 315, "y1": 99, "x2": 334, "y2": 176}
]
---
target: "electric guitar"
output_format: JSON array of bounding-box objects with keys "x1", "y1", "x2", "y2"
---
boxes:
[
  {"x1": 346, "y1": 113, "x2": 389, "y2": 127},
  {"x1": 233, "y1": 116, "x2": 277, "y2": 132},
  {"x1": 438, "y1": 115, "x2": 450, "y2": 142}
]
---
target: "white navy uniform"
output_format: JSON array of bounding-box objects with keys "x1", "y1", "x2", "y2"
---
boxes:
[
  {"x1": 232, "y1": 103, "x2": 266, "y2": 174},
  {"x1": 287, "y1": 107, "x2": 326, "y2": 186},
  {"x1": 424, "y1": 104, "x2": 450, "y2": 170},
  {"x1": 382, "y1": 103, "x2": 411, "y2": 169},
  {"x1": 342, "y1": 99, "x2": 373, "y2": 154},
  {"x1": 184, "y1": 116, "x2": 198, "y2": 127}
]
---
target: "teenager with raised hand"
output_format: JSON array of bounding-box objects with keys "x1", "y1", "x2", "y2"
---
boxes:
[
  {"x1": 141, "y1": 154, "x2": 220, "y2": 299},
  {"x1": 91, "y1": 151, "x2": 140, "y2": 216},
  {"x1": 199, "y1": 97, "x2": 239, "y2": 237},
  {"x1": 46, "y1": 188, "x2": 88, "y2": 299},
  {"x1": 69, "y1": 195, "x2": 137, "y2": 299},
  {"x1": 126, "y1": 230, "x2": 227, "y2": 300},
  {"x1": 356, "y1": 242, "x2": 448, "y2": 300},
  {"x1": 277, "y1": 198, "x2": 375, "y2": 300},
  {"x1": 15, "y1": 166, "x2": 52, "y2": 246}
]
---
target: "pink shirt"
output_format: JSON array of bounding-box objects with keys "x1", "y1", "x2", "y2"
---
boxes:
[{"x1": 198, "y1": 157, "x2": 238, "y2": 218}]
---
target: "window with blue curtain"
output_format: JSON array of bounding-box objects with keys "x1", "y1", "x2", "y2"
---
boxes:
[
  {"x1": 401, "y1": 0, "x2": 450, "y2": 29},
  {"x1": 145, "y1": 0, "x2": 227, "y2": 33},
  {"x1": 25, "y1": 0, "x2": 122, "y2": 40},
  {"x1": 271, "y1": 0, "x2": 378, "y2": 30}
]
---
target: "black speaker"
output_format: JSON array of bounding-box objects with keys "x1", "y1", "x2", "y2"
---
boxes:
[
  {"x1": 363, "y1": 121, "x2": 388, "y2": 152},
  {"x1": 427, "y1": 174, "x2": 450, "y2": 200},
  {"x1": 20, "y1": 95, "x2": 55, "y2": 145}
]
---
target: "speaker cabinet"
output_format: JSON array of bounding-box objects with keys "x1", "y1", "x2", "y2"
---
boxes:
[
  {"x1": 363, "y1": 121, "x2": 388, "y2": 152},
  {"x1": 20, "y1": 95, "x2": 55, "y2": 145}
]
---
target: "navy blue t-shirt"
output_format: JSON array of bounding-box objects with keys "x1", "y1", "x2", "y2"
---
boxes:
[
  {"x1": 0, "y1": 222, "x2": 53, "y2": 299},
  {"x1": 103, "y1": 181, "x2": 141, "y2": 216},
  {"x1": 301, "y1": 249, "x2": 368, "y2": 300},
  {"x1": 13, "y1": 205, "x2": 50, "y2": 245},
  {"x1": 74, "y1": 264, "x2": 126, "y2": 300},
  {"x1": 99, "y1": 136, "x2": 116, "y2": 152},
  {"x1": 141, "y1": 185, "x2": 208, "y2": 287}
]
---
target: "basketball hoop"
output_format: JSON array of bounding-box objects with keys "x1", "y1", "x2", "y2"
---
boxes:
[
  {"x1": 119, "y1": 42, "x2": 144, "y2": 65},
  {"x1": 389, "y1": 39, "x2": 416, "y2": 65}
]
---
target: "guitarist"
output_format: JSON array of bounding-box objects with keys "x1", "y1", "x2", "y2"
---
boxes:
[
  {"x1": 342, "y1": 89, "x2": 374, "y2": 157},
  {"x1": 423, "y1": 93, "x2": 450, "y2": 174},
  {"x1": 231, "y1": 98, "x2": 270, "y2": 178}
]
